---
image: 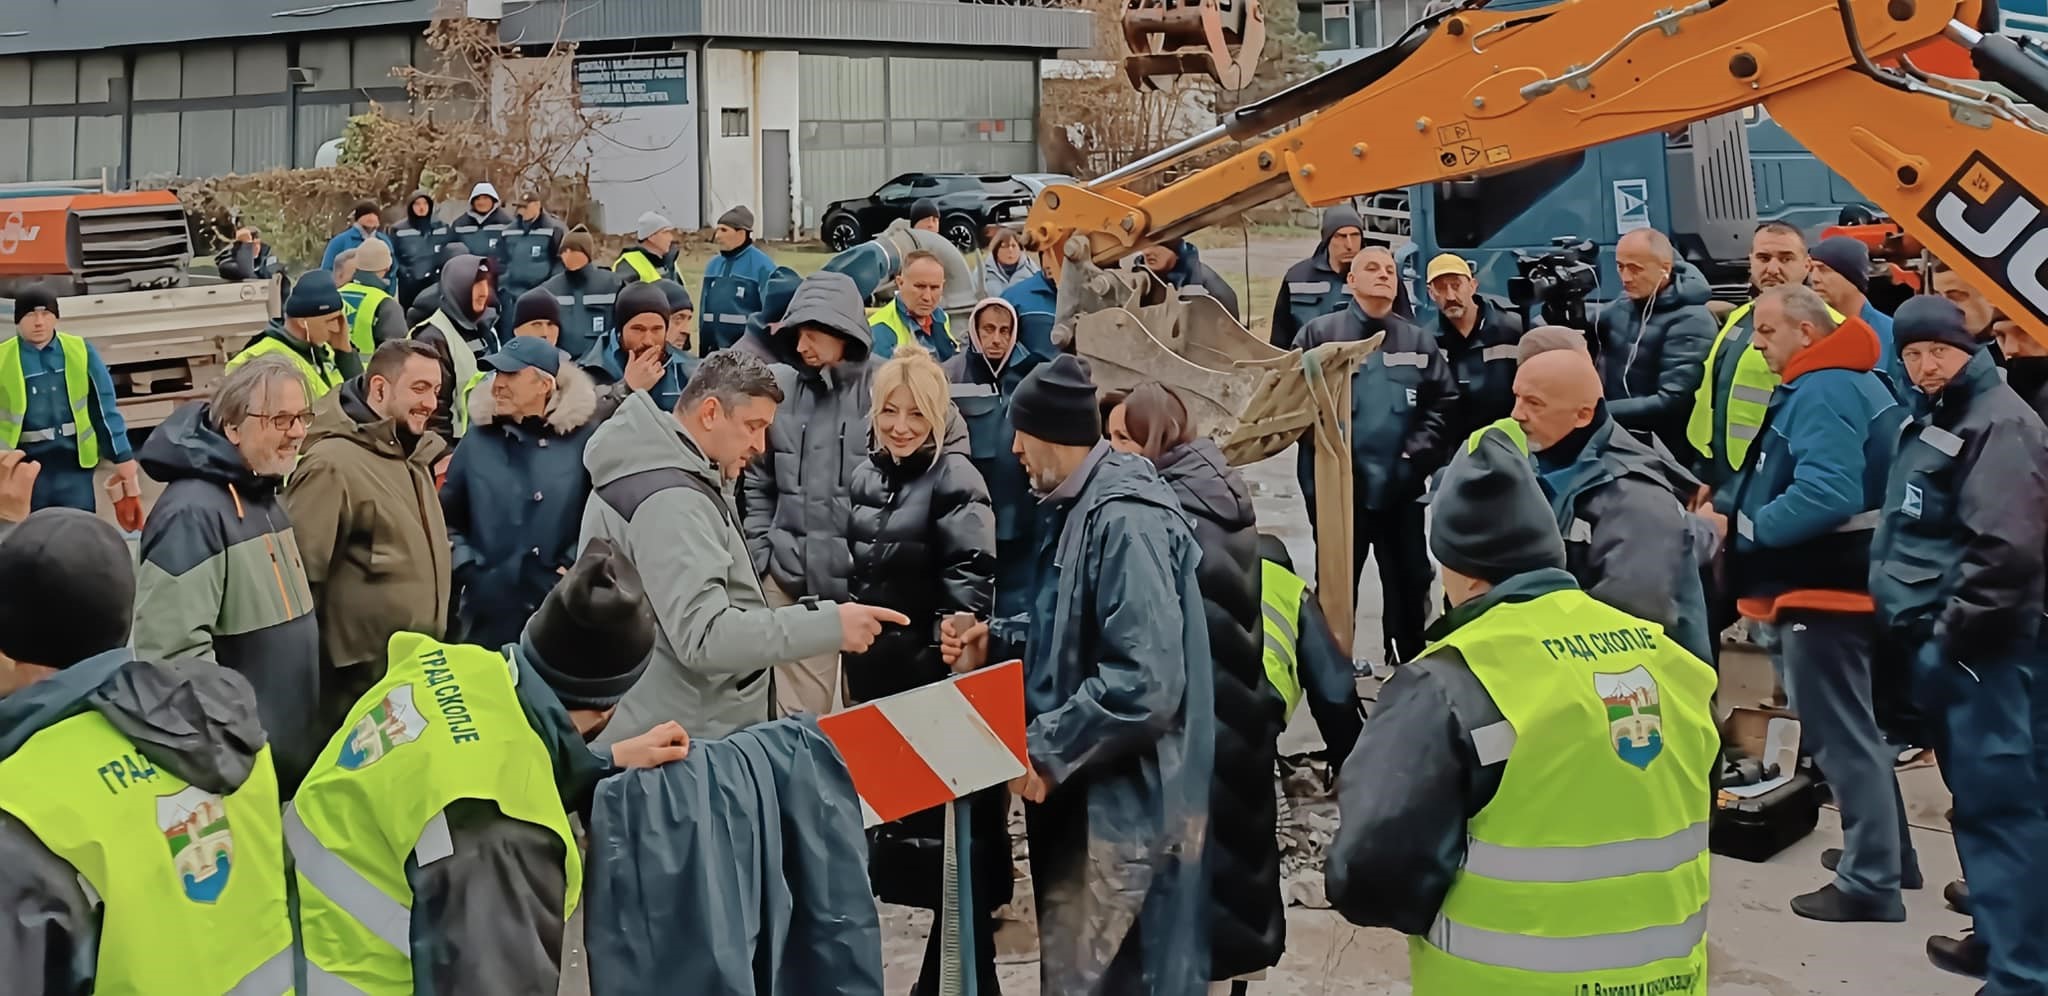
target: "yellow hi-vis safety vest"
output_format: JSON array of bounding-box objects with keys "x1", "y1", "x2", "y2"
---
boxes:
[
  {"x1": 1686, "y1": 301, "x2": 1844, "y2": 477},
  {"x1": 613, "y1": 249, "x2": 662, "y2": 284},
  {"x1": 340, "y1": 281, "x2": 395, "y2": 356},
  {"x1": 229, "y1": 335, "x2": 346, "y2": 399},
  {"x1": 1260, "y1": 559, "x2": 1308, "y2": 722},
  {"x1": 1407, "y1": 586, "x2": 1719, "y2": 995},
  {"x1": 0, "y1": 331, "x2": 100, "y2": 466},
  {"x1": 412, "y1": 312, "x2": 481, "y2": 437},
  {"x1": 0, "y1": 710, "x2": 294, "y2": 995},
  {"x1": 287, "y1": 633, "x2": 581, "y2": 995}
]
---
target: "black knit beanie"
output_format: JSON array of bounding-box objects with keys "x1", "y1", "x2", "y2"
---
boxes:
[
  {"x1": 1893, "y1": 295, "x2": 1981, "y2": 354},
  {"x1": 1810, "y1": 237, "x2": 1872, "y2": 296},
  {"x1": 514, "y1": 287, "x2": 561, "y2": 329},
  {"x1": 653, "y1": 278, "x2": 694, "y2": 315},
  {"x1": 520, "y1": 539, "x2": 658, "y2": 711},
  {"x1": 1428, "y1": 425, "x2": 1567, "y2": 584},
  {"x1": 613, "y1": 282, "x2": 670, "y2": 332},
  {"x1": 0, "y1": 509, "x2": 135, "y2": 667},
  {"x1": 1010, "y1": 354, "x2": 1102, "y2": 447},
  {"x1": 13, "y1": 285, "x2": 59, "y2": 324}
]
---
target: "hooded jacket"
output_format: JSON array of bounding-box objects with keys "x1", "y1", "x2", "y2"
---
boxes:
[
  {"x1": 1531, "y1": 409, "x2": 1716, "y2": 665},
  {"x1": 443, "y1": 363, "x2": 613, "y2": 651},
  {"x1": 1023, "y1": 445, "x2": 1214, "y2": 994},
  {"x1": 133, "y1": 402, "x2": 323, "y2": 792},
  {"x1": 322, "y1": 223, "x2": 397, "y2": 294},
  {"x1": 1871, "y1": 348, "x2": 2048, "y2": 660},
  {"x1": 1141, "y1": 240, "x2": 1241, "y2": 320},
  {"x1": 391, "y1": 189, "x2": 451, "y2": 306},
  {"x1": 978, "y1": 247, "x2": 1039, "y2": 298},
  {"x1": 285, "y1": 374, "x2": 452, "y2": 678},
  {"x1": 1294, "y1": 304, "x2": 1460, "y2": 510},
  {"x1": 1271, "y1": 207, "x2": 1365, "y2": 349},
  {"x1": 740, "y1": 271, "x2": 876, "y2": 602},
  {"x1": 1154, "y1": 439, "x2": 1284, "y2": 980},
  {"x1": 1000, "y1": 271, "x2": 1059, "y2": 360},
  {"x1": 449, "y1": 182, "x2": 513, "y2": 263},
  {"x1": 0, "y1": 651, "x2": 274, "y2": 993},
  {"x1": 1594, "y1": 261, "x2": 1716, "y2": 454},
  {"x1": 541, "y1": 260, "x2": 623, "y2": 360},
  {"x1": 412, "y1": 254, "x2": 503, "y2": 439},
  {"x1": 581, "y1": 392, "x2": 846, "y2": 742},
  {"x1": 1719, "y1": 317, "x2": 1905, "y2": 609}
]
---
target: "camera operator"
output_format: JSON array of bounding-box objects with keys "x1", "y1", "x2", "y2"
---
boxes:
[
  {"x1": 1594, "y1": 228, "x2": 1716, "y2": 458},
  {"x1": 1295, "y1": 247, "x2": 1459, "y2": 668}
]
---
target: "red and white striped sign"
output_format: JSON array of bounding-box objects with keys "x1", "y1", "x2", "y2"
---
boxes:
[{"x1": 818, "y1": 660, "x2": 1028, "y2": 827}]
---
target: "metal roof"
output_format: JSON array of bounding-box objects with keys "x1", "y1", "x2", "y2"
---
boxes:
[
  {"x1": 0, "y1": 0, "x2": 1087, "y2": 57},
  {"x1": 0, "y1": 0, "x2": 440, "y2": 56}
]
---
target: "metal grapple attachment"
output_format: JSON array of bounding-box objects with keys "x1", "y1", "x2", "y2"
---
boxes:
[{"x1": 1121, "y1": 0, "x2": 1266, "y2": 92}]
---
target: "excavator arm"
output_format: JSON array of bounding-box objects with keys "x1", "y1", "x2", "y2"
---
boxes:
[{"x1": 1032, "y1": 0, "x2": 2048, "y2": 347}]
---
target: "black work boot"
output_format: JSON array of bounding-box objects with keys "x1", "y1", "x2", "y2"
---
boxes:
[
  {"x1": 1791, "y1": 883, "x2": 1907, "y2": 922},
  {"x1": 1819, "y1": 847, "x2": 1924, "y2": 889},
  {"x1": 1926, "y1": 933, "x2": 1988, "y2": 980},
  {"x1": 1944, "y1": 879, "x2": 1972, "y2": 917}
]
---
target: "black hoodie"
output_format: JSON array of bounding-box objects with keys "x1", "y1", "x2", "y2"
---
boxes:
[
  {"x1": 410, "y1": 255, "x2": 502, "y2": 439},
  {"x1": 133, "y1": 403, "x2": 323, "y2": 792}
]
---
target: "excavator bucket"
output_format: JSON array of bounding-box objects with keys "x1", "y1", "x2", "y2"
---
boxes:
[
  {"x1": 1121, "y1": 0, "x2": 1266, "y2": 92},
  {"x1": 1052, "y1": 238, "x2": 1380, "y2": 653}
]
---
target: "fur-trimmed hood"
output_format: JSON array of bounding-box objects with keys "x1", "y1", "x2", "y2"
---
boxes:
[{"x1": 467, "y1": 355, "x2": 602, "y2": 434}]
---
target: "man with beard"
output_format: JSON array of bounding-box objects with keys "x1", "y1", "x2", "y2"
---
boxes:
[
  {"x1": 1687, "y1": 222, "x2": 1840, "y2": 489},
  {"x1": 286, "y1": 340, "x2": 452, "y2": 731},
  {"x1": 943, "y1": 353, "x2": 1213, "y2": 995},
  {"x1": 941, "y1": 297, "x2": 1045, "y2": 664},
  {"x1": 411, "y1": 253, "x2": 503, "y2": 440},
  {"x1": 1426, "y1": 253, "x2": 1525, "y2": 444},
  {"x1": 1994, "y1": 317, "x2": 2048, "y2": 420},
  {"x1": 700, "y1": 206, "x2": 779, "y2": 354},
  {"x1": 1932, "y1": 262, "x2": 2004, "y2": 362},
  {"x1": 132, "y1": 356, "x2": 323, "y2": 793},
  {"x1": 1271, "y1": 207, "x2": 1366, "y2": 349},
  {"x1": 1296, "y1": 246, "x2": 1459, "y2": 667}
]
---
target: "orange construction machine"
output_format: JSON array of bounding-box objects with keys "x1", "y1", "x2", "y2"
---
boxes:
[{"x1": 0, "y1": 183, "x2": 194, "y2": 297}]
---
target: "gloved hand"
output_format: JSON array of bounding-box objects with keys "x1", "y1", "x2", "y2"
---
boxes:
[{"x1": 108, "y1": 460, "x2": 143, "y2": 532}]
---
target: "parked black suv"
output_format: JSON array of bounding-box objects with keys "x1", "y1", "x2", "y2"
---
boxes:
[{"x1": 819, "y1": 172, "x2": 1036, "y2": 252}]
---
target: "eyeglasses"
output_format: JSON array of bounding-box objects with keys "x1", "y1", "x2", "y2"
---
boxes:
[{"x1": 246, "y1": 411, "x2": 315, "y2": 431}]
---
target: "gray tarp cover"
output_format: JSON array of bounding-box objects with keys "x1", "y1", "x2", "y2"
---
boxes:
[{"x1": 585, "y1": 715, "x2": 884, "y2": 996}]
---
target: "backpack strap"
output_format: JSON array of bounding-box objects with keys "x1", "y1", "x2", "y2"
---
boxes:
[{"x1": 596, "y1": 467, "x2": 734, "y2": 528}]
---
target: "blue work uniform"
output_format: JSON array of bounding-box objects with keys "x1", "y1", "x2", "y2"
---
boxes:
[
  {"x1": 699, "y1": 243, "x2": 777, "y2": 354},
  {"x1": 9, "y1": 334, "x2": 131, "y2": 511}
]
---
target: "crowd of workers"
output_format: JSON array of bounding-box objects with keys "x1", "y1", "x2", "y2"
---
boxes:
[{"x1": 0, "y1": 182, "x2": 2044, "y2": 995}]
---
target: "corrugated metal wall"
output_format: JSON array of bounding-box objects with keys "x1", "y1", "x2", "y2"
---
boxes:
[{"x1": 797, "y1": 53, "x2": 1038, "y2": 231}]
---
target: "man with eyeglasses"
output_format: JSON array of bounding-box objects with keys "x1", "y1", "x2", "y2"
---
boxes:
[{"x1": 132, "y1": 354, "x2": 324, "y2": 793}]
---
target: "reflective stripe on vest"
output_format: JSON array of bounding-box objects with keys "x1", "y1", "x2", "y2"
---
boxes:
[
  {"x1": 0, "y1": 332, "x2": 99, "y2": 466},
  {"x1": 1407, "y1": 587, "x2": 1718, "y2": 994},
  {"x1": 341, "y1": 282, "x2": 394, "y2": 356},
  {"x1": 1687, "y1": 301, "x2": 1843, "y2": 472},
  {"x1": 229, "y1": 335, "x2": 345, "y2": 398},
  {"x1": 1735, "y1": 507, "x2": 1881, "y2": 542},
  {"x1": 0, "y1": 711, "x2": 295, "y2": 995},
  {"x1": 290, "y1": 633, "x2": 582, "y2": 995},
  {"x1": 414, "y1": 312, "x2": 480, "y2": 438},
  {"x1": 1259, "y1": 560, "x2": 1309, "y2": 721},
  {"x1": 615, "y1": 251, "x2": 660, "y2": 284}
]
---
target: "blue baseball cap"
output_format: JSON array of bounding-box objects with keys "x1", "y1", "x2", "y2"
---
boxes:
[{"x1": 484, "y1": 336, "x2": 562, "y2": 377}]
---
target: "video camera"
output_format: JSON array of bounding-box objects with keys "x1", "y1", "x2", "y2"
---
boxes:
[{"x1": 1507, "y1": 237, "x2": 1601, "y2": 332}]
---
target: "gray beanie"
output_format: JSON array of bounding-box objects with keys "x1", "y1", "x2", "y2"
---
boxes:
[
  {"x1": 1428, "y1": 425, "x2": 1567, "y2": 584},
  {"x1": 718, "y1": 205, "x2": 755, "y2": 231}
]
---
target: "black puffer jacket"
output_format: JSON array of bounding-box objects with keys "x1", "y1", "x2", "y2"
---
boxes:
[
  {"x1": 1155, "y1": 438, "x2": 1281, "y2": 980},
  {"x1": 843, "y1": 417, "x2": 1005, "y2": 912}
]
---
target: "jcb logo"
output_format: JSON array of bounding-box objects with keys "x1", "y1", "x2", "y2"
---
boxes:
[
  {"x1": 0, "y1": 211, "x2": 41, "y2": 255},
  {"x1": 1919, "y1": 153, "x2": 2048, "y2": 326}
]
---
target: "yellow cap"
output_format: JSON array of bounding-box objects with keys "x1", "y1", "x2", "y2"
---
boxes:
[{"x1": 1426, "y1": 253, "x2": 1474, "y2": 282}]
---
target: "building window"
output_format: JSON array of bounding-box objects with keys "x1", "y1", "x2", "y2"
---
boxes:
[{"x1": 721, "y1": 107, "x2": 749, "y2": 137}]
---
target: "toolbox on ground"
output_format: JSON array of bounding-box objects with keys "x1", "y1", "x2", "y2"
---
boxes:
[{"x1": 1711, "y1": 768, "x2": 1823, "y2": 862}]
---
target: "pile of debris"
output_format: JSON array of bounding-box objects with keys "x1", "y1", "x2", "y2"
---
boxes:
[{"x1": 1276, "y1": 752, "x2": 1341, "y2": 909}]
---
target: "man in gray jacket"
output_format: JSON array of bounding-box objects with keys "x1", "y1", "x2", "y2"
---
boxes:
[
  {"x1": 582, "y1": 350, "x2": 904, "y2": 743},
  {"x1": 740, "y1": 270, "x2": 880, "y2": 716}
]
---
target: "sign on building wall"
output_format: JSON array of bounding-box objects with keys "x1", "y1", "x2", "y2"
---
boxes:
[{"x1": 576, "y1": 54, "x2": 690, "y2": 108}]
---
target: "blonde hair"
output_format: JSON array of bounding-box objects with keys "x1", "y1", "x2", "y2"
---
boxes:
[{"x1": 870, "y1": 344, "x2": 953, "y2": 438}]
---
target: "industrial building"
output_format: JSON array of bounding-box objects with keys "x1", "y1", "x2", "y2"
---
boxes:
[{"x1": 0, "y1": 0, "x2": 1089, "y2": 237}]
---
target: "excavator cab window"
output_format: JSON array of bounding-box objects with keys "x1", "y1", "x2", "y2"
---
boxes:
[{"x1": 1432, "y1": 152, "x2": 1587, "y2": 249}]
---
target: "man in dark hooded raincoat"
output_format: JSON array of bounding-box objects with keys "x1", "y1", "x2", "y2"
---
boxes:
[{"x1": 949, "y1": 353, "x2": 1214, "y2": 994}]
